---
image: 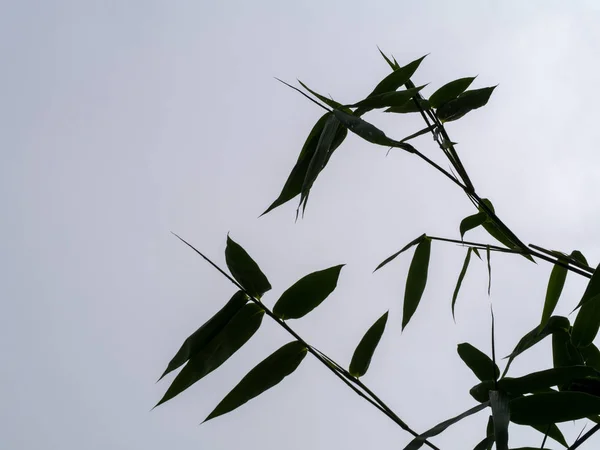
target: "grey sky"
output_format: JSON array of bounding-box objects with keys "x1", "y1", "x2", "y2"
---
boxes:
[{"x1": 2, "y1": 1, "x2": 600, "y2": 449}]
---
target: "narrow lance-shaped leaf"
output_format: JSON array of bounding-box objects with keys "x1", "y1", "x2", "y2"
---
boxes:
[
  {"x1": 261, "y1": 113, "x2": 347, "y2": 216},
  {"x1": 581, "y1": 343, "x2": 600, "y2": 371},
  {"x1": 352, "y1": 86, "x2": 425, "y2": 116},
  {"x1": 572, "y1": 294, "x2": 600, "y2": 347},
  {"x1": 571, "y1": 250, "x2": 589, "y2": 267},
  {"x1": 574, "y1": 263, "x2": 600, "y2": 310},
  {"x1": 436, "y1": 86, "x2": 497, "y2": 123},
  {"x1": 531, "y1": 423, "x2": 568, "y2": 448},
  {"x1": 158, "y1": 290, "x2": 248, "y2": 381},
  {"x1": 486, "y1": 246, "x2": 492, "y2": 296},
  {"x1": 297, "y1": 80, "x2": 345, "y2": 110},
  {"x1": 368, "y1": 55, "x2": 428, "y2": 97},
  {"x1": 473, "y1": 416, "x2": 495, "y2": 450},
  {"x1": 403, "y1": 237, "x2": 431, "y2": 330},
  {"x1": 377, "y1": 47, "x2": 399, "y2": 71},
  {"x1": 404, "y1": 402, "x2": 490, "y2": 450},
  {"x1": 452, "y1": 248, "x2": 473, "y2": 319},
  {"x1": 400, "y1": 125, "x2": 437, "y2": 143},
  {"x1": 510, "y1": 391, "x2": 600, "y2": 425},
  {"x1": 460, "y1": 212, "x2": 487, "y2": 239},
  {"x1": 553, "y1": 329, "x2": 584, "y2": 380},
  {"x1": 225, "y1": 235, "x2": 271, "y2": 298},
  {"x1": 385, "y1": 98, "x2": 431, "y2": 114},
  {"x1": 273, "y1": 265, "x2": 344, "y2": 320},
  {"x1": 155, "y1": 303, "x2": 265, "y2": 408},
  {"x1": 349, "y1": 311, "x2": 388, "y2": 377},
  {"x1": 204, "y1": 341, "x2": 308, "y2": 422},
  {"x1": 429, "y1": 77, "x2": 476, "y2": 109},
  {"x1": 331, "y1": 109, "x2": 404, "y2": 148},
  {"x1": 374, "y1": 233, "x2": 426, "y2": 272},
  {"x1": 458, "y1": 343, "x2": 500, "y2": 381},
  {"x1": 541, "y1": 258, "x2": 569, "y2": 326},
  {"x1": 298, "y1": 114, "x2": 341, "y2": 216},
  {"x1": 490, "y1": 391, "x2": 510, "y2": 450}
]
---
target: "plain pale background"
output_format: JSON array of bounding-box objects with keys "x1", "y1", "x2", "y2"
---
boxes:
[{"x1": 2, "y1": 1, "x2": 600, "y2": 449}]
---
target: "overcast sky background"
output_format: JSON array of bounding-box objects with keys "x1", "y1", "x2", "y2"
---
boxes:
[{"x1": 2, "y1": 1, "x2": 600, "y2": 449}]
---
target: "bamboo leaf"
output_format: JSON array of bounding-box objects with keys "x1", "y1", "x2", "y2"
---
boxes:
[
  {"x1": 374, "y1": 233, "x2": 427, "y2": 272},
  {"x1": 368, "y1": 55, "x2": 427, "y2": 97},
  {"x1": 273, "y1": 265, "x2": 344, "y2": 320},
  {"x1": 458, "y1": 343, "x2": 500, "y2": 381},
  {"x1": 460, "y1": 212, "x2": 487, "y2": 239},
  {"x1": 155, "y1": 303, "x2": 265, "y2": 407},
  {"x1": 570, "y1": 250, "x2": 589, "y2": 267},
  {"x1": 404, "y1": 402, "x2": 489, "y2": 450},
  {"x1": 225, "y1": 236, "x2": 272, "y2": 298},
  {"x1": 377, "y1": 47, "x2": 399, "y2": 70},
  {"x1": 530, "y1": 423, "x2": 567, "y2": 448},
  {"x1": 486, "y1": 246, "x2": 492, "y2": 296},
  {"x1": 553, "y1": 330, "x2": 584, "y2": 377},
  {"x1": 572, "y1": 294, "x2": 600, "y2": 347},
  {"x1": 204, "y1": 341, "x2": 308, "y2": 422},
  {"x1": 352, "y1": 86, "x2": 425, "y2": 116},
  {"x1": 349, "y1": 311, "x2": 388, "y2": 377},
  {"x1": 574, "y1": 263, "x2": 600, "y2": 310},
  {"x1": 541, "y1": 259, "x2": 569, "y2": 326},
  {"x1": 261, "y1": 113, "x2": 347, "y2": 215},
  {"x1": 331, "y1": 109, "x2": 400, "y2": 147},
  {"x1": 510, "y1": 392, "x2": 600, "y2": 425},
  {"x1": 158, "y1": 290, "x2": 248, "y2": 381},
  {"x1": 403, "y1": 237, "x2": 431, "y2": 330},
  {"x1": 490, "y1": 390, "x2": 510, "y2": 450},
  {"x1": 498, "y1": 366, "x2": 599, "y2": 396},
  {"x1": 400, "y1": 125, "x2": 437, "y2": 143},
  {"x1": 429, "y1": 77, "x2": 476, "y2": 109},
  {"x1": 581, "y1": 343, "x2": 600, "y2": 371},
  {"x1": 385, "y1": 98, "x2": 431, "y2": 114},
  {"x1": 473, "y1": 416, "x2": 494, "y2": 450},
  {"x1": 297, "y1": 80, "x2": 345, "y2": 110},
  {"x1": 436, "y1": 86, "x2": 497, "y2": 122},
  {"x1": 452, "y1": 248, "x2": 473, "y2": 319}
]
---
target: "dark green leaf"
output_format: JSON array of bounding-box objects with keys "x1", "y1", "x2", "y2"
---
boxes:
[
  {"x1": 273, "y1": 265, "x2": 344, "y2": 320},
  {"x1": 436, "y1": 86, "x2": 497, "y2": 122},
  {"x1": 473, "y1": 248, "x2": 482, "y2": 260},
  {"x1": 502, "y1": 316, "x2": 570, "y2": 377},
  {"x1": 400, "y1": 125, "x2": 437, "y2": 143},
  {"x1": 404, "y1": 402, "x2": 489, "y2": 450},
  {"x1": 155, "y1": 303, "x2": 265, "y2": 407},
  {"x1": 510, "y1": 391, "x2": 600, "y2": 425},
  {"x1": 490, "y1": 390, "x2": 510, "y2": 450},
  {"x1": 374, "y1": 233, "x2": 426, "y2": 272},
  {"x1": 452, "y1": 248, "x2": 473, "y2": 319},
  {"x1": 541, "y1": 260, "x2": 569, "y2": 326},
  {"x1": 385, "y1": 98, "x2": 431, "y2": 114},
  {"x1": 297, "y1": 80, "x2": 345, "y2": 110},
  {"x1": 377, "y1": 47, "x2": 399, "y2": 70},
  {"x1": 331, "y1": 109, "x2": 401, "y2": 147},
  {"x1": 298, "y1": 114, "x2": 341, "y2": 215},
  {"x1": 570, "y1": 250, "x2": 589, "y2": 267},
  {"x1": 553, "y1": 330, "x2": 584, "y2": 377},
  {"x1": 225, "y1": 236, "x2": 271, "y2": 298},
  {"x1": 368, "y1": 55, "x2": 427, "y2": 97},
  {"x1": 429, "y1": 77, "x2": 476, "y2": 109},
  {"x1": 574, "y1": 263, "x2": 600, "y2": 310},
  {"x1": 572, "y1": 294, "x2": 600, "y2": 347},
  {"x1": 581, "y1": 343, "x2": 600, "y2": 371},
  {"x1": 158, "y1": 290, "x2": 248, "y2": 381},
  {"x1": 486, "y1": 246, "x2": 492, "y2": 296},
  {"x1": 531, "y1": 423, "x2": 567, "y2": 448},
  {"x1": 403, "y1": 237, "x2": 431, "y2": 330},
  {"x1": 460, "y1": 212, "x2": 487, "y2": 239},
  {"x1": 204, "y1": 341, "x2": 308, "y2": 422},
  {"x1": 473, "y1": 436, "x2": 494, "y2": 450},
  {"x1": 458, "y1": 343, "x2": 500, "y2": 381},
  {"x1": 509, "y1": 448, "x2": 553, "y2": 450},
  {"x1": 498, "y1": 366, "x2": 598, "y2": 396},
  {"x1": 349, "y1": 311, "x2": 388, "y2": 377},
  {"x1": 261, "y1": 114, "x2": 347, "y2": 215},
  {"x1": 352, "y1": 86, "x2": 425, "y2": 116}
]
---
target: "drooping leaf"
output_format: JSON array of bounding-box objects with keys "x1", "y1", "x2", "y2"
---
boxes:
[
  {"x1": 429, "y1": 77, "x2": 476, "y2": 109},
  {"x1": 261, "y1": 113, "x2": 347, "y2": 215},
  {"x1": 297, "y1": 80, "x2": 345, "y2": 110},
  {"x1": 374, "y1": 233, "x2": 427, "y2": 272},
  {"x1": 572, "y1": 294, "x2": 600, "y2": 347},
  {"x1": 225, "y1": 236, "x2": 272, "y2": 298},
  {"x1": 404, "y1": 402, "x2": 489, "y2": 450},
  {"x1": 486, "y1": 246, "x2": 492, "y2": 296},
  {"x1": 541, "y1": 259, "x2": 569, "y2": 327},
  {"x1": 452, "y1": 248, "x2": 473, "y2": 319},
  {"x1": 574, "y1": 263, "x2": 600, "y2": 310},
  {"x1": 158, "y1": 290, "x2": 248, "y2": 381},
  {"x1": 553, "y1": 329, "x2": 584, "y2": 377},
  {"x1": 155, "y1": 303, "x2": 265, "y2": 407},
  {"x1": 531, "y1": 423, "x2": 567, "y2": 448},
  {"x1": 458, "y1": 343, "x2": 500, "y2": 381},
  {"x1": 581, "y1": 343, "x2": 600, "y2": 371},
  {"x1": 460, "y1": 212, "x2": 487, "y2": 239},
  {"x1": 204, "y1": 341, "x2": 308, "y2": 422},
  {"x1": 502, "y1": 316, "x2": 570, "y2": 377},
  {"x1": 273, "y1": 265, "x2": 344, "y2": 320},
  {"x1": 352, "y1": 86, "x2": 425, "y2": 116},
  {"x1": 349, "y1": 311, "x2": 388, "y2": 377},
  {"x1": 436, "y1": 86, "x2": 497, "y2": 122},
  {"x1": 331, "y1": 109, "x2": 400, "y2": 147},
  {"x1": 298, "y1": 114, "x2": 341, "y2": 215},
  {"x1": 368, "y1": 55, "x2": 428, "y2": 98},
  {"x1": 402, "y1": 237, "x2": 432, "y2": 330},
  {"x1": 385, "y1": 98, "x2": 431, "y2": 114},
  {"x1": 490, "y1": 390, "x2": 510, "y2": 450},
  {"x1": 510, "y1": 391, "x2": 600, "y2": 425}
]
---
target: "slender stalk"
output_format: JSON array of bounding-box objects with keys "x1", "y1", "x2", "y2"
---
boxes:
[{"x1": 568, "y1": 423, "x2": 600, "y2": 450}]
